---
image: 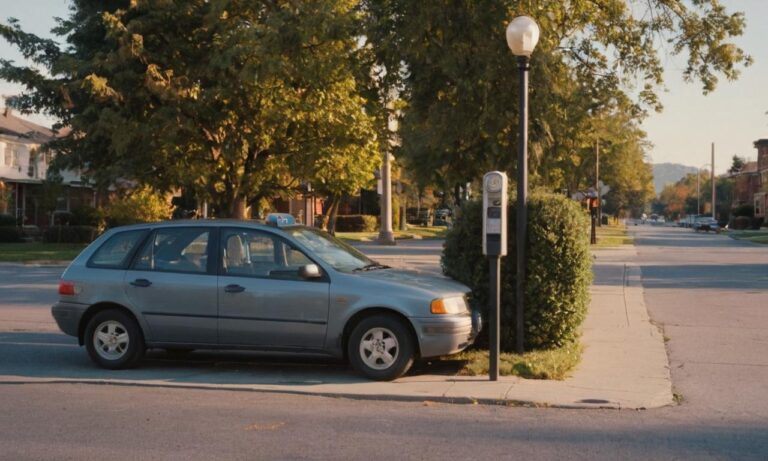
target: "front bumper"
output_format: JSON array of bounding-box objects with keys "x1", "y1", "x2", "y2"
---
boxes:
[
  {"x1": 411, "y1": 310, "x2": 482, "y2": 358},
  {"x1": 51, "y1": 302, "x2": 88, "y2": 338}
]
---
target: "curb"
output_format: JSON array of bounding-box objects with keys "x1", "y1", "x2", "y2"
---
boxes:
[{"x1": 0, "y1": 377, "x2": 629, "y2": 409}]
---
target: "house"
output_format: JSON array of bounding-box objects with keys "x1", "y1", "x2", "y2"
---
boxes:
[
  {"x1": 0, "y1": 107, "x2": 93, "y2": 227},
  {"x1": 754, "y1": 139, "x2": 768, "y2": 219},
  {"x1": 732, "y1": 139, "x2": 768, "y2": 220}
]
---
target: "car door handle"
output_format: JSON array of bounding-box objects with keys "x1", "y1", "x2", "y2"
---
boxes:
[
  {"x1": 224, "y1": 284, "x2": 246, "y2": 293},
  {"x1": 130, "y1": 278, "x2": 152, "y2": 287}
]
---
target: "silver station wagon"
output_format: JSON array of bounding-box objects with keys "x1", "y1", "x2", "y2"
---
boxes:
[{"x1": 52, "y1": 218, "x2": 480, "y2": 380}]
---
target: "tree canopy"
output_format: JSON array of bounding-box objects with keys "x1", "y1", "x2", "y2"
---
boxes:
[
  {"x1": 1, "y1": 0, "x2": 381, "y2": 217},
  {"x1": 1, "y1": 0, "x2": 751, "y2": 218},
  {"x1": 362, "y1": 0, "x2": 749, "y2": 212}
]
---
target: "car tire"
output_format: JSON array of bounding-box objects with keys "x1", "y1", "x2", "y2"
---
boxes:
[
  {"x1": 85, "y1": 309, "x2": 145, "y2": 370},
  {"x1": 348, "y1": 314, "x2": 415, "y2": 381}
]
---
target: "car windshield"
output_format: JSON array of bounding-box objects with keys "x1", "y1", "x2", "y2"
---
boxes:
[{"x1": 284, "y1": 227, "x2": 384, "y2": 273}]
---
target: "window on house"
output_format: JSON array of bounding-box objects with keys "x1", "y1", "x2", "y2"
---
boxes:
[
  {"x1": 3, "y1": 144, "x2": 11, "y2": 166},
  {"x1": 11, "y1": 147, "x2": 20, "y2": 167},
  {"x1": 755, "y1": 196, "x2": 763, "y2": 217}
]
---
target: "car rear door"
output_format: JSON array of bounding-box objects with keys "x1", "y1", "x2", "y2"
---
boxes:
[
  {"x1": 124, "y1": 226, "x2": 218, "y2": 344},
  {"x1": 217, "y1": 227, "x2": 330, "y2": 349}
]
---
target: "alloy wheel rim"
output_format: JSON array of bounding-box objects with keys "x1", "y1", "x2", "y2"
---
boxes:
[
  {"x1": 359, "y1": 327, "x2": 399, "y2": 370},
  {"x1": 93, "y1": 320, "x2": 130, "y2": 361}
]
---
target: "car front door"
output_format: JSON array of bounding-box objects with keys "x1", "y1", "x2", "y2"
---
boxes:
[
  {"x1": 125, "y1": 226, "x2": 218, "y2": 344},
  {"x1": 217, "y1": 227, "x2": 330, "y2": 349}
]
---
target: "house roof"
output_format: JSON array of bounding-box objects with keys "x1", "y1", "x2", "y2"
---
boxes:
[
  {"x1": 743, "y1": 161, "x2": 758, "y2": 173},
  {"x1": 754, "y1": 139, "x2": 768, "y2": 148},
  {"x1": 0, "y1": 108, "x2": 56, "y2": 143}
]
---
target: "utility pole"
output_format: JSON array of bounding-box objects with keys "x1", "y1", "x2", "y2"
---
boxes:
[
  {"x1": 711, "y1": 143, "x2": 716, "y2": 220},
  {"x1": 696, "y1": 170, "x2": 700, "y2": 215},
  {"x1": 596, "y1": 140, "x2": 601, "y2": 227}
]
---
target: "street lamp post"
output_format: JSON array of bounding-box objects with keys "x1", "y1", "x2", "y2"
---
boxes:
[
  {"x1": 506, "y1": 16, "x2": 539, "y2": 354},
  {"x1": 697, "y1": 163, "x2": 711, "y2": 216}
]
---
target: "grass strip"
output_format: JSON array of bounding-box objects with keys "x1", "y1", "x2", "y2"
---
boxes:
[
  {"x1": 336, "y1": 226, "x2": 448, "y2": 242},
  {"x1": 728, "y1": 230, "x2": 768, "y2": 245},
  {"x1": 594, "y1": 222, "x2": 633, "y2": 247},
  {"x1": 445, "y1": 341, "x2": 582, "y2": 380},
  {"x1": 0, "y1": 243, "x2": 87, "y2": 263}
]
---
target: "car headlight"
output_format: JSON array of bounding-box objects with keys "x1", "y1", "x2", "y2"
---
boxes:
[{"x1": 430, "y1": 296, "x2": 468, "y2": 315}]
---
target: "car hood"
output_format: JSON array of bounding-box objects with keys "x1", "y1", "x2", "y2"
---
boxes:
[{"x1": 354, "y1": 268, "x2": 469, "y2": 297}]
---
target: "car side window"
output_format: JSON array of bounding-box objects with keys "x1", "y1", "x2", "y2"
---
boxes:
[
  {"x1": 221, "y1": 228, "x2": 315, "y2": 280},
  {"x1": 132, "y1": 228, "x2": 210, "y2": 274},
  {"x1": 88, "y1": 230, "x2": 148, "y2": 269}
]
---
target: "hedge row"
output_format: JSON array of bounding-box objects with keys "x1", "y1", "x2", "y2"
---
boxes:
[
  {"x1": 335, "y1": 215, "x2": 378, "y2": 232},
  {"x1": 442, "y1": 193, "x2": 592, "y2": 351},
  {"x1": 43, "y1": 226, "x2": 99, "y2": 244},
  {"x1": 0, "y1": 214, "x2": 15, "y2": 226},
  {"x1": 0, "y1": 227, "x2": 22, "y2": 243}
]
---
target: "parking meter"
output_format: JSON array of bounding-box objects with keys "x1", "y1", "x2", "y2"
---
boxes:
[{"x1": 482, "y1": 171, "x2": 508, "y2": 256}]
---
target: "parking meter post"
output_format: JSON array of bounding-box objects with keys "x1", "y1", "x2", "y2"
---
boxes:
[
  {"x1": 489, "y1": 255, "x2": 501, "y2": 381},
  {"x1": 482, "y1": 171, "x2": 508, "y2": 382}
]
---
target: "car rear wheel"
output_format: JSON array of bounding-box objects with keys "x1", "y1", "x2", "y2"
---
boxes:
[
  {"x1": 348, "y1": 315, "x2": 415, "y2": 381},
  {"x1": 85, "y1": 309, "x2": 145, "y2": 370}
]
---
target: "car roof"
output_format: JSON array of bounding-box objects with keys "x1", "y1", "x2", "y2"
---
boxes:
[{"x1": 106, "y1": 220, "x2": 305, "y2": 233}]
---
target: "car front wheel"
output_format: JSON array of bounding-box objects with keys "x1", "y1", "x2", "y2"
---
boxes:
[
  {"x1": 85, "y1": 309, "x2": 145, "y2": 370},
  {"x1": 348, "y1": 315, "x2": 415, "y2": 381}
]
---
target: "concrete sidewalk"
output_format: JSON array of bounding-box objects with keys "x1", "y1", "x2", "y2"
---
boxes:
[{"x1": 1, "y1": 243, "x2": 673, "y2": 409}]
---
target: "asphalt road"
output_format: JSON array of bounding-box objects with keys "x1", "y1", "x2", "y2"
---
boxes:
[{"x1": 1, "y1": 229, "x2": 767, "y2": 459}]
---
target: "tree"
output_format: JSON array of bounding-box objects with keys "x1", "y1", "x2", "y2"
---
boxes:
[
  {"x1": 362, "y1": 0, "x2": 750, "y2": 206},
  {"x1": 1, "y1": 0, "x2": 381, "y2": 218},
  {"x1": 728, "y1": 155, "x2": 746, "y2": 174}
]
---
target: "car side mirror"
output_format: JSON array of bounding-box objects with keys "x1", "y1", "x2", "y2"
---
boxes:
[{"x1": 299, "y1": 264, "x2": 322, "y2": 279}]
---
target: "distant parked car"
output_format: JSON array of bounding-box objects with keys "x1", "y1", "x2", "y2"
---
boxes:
[
  {"x1": 52, "y1": 218, "x2": 481, "y2": 381},
  {"x1": 693, "y1": 218, "x2": 720, "y2": 233}
]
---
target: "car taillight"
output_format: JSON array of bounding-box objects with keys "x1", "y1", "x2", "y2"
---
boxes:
[{"x1": 58, "y1": 281, "x2": 77, "y2": 296}]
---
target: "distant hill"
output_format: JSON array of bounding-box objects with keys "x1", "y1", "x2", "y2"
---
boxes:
[{"x1": 652, "y1": 163, "x2": 698, "y2": 196}]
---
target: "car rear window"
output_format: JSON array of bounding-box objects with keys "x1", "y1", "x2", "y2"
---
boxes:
[{"x1": 88, "y1": 230, "x2": 148, "y2": 269}]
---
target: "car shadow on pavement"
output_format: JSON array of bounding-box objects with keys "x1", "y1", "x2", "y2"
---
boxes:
[{"x1": 0, "y1": 331, "x2": 467, "y2": 387}]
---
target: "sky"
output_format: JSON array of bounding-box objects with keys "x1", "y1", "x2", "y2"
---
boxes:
[{"x1": 1, "y1": 0, "x2": 766, "y2": 175}]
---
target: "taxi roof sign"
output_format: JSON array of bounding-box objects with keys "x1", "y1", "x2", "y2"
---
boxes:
[{"x1": 266, "y1": 213, "x2": 296, "y2": 227}]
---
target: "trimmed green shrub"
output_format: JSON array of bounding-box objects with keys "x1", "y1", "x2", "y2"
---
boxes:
[
  {"x1": 0, "y1": 214, "x2": 15, "y2": 226},
  {"x1": 732, "y1": 216, "x2": 751, "y2": 230},
  {"x1": 335, "y1": 215, "x2": 378, "y2": 232},
  {"x1": 43, "y1": 226, "x2": 99, "y2": 244},
  {"x1": 71, "y1": 206, "x2": 100, "y2": 227},
  {"x1": 442, "y1": 193, "x2": 592, "y2": 351},
  {"x1": 0, "y1": 226, "x2": 22, "y2": 243},
  {"x1": 732, "y1": 204, "x2": 754, "y2": 218},
  {"x1": 751, "y1": 217, "x2": 764, "y2": 230}
]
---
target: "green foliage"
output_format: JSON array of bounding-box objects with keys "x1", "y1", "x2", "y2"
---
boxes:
[
  {"x1": 334, "y1": 215, "x2": 378, "y2": 232},
  {"x1": 731, "y1": 216, "x2": 751, "y2": 230},
  {"x1": 0, "y1": 227, "x2": 22, "y2": 243},
  {"x1": 1, "y1": 1, "x2": 381, "y2": 218},
  {"x1": 442, "y1": 194, "x2": 592, "y2": 350},
  {"x1": 0, "y1": 214, "x2": 15, "y2": 226},
  {"x1": 70, "y1": 206, "x2": 100, "y2": 227},
  {"x1": 363, "y1": 0, "x2": 749, "y2": 210},
  {"x1": 43, "y1": 226, "x2": 98, "y2": 244},
  {"x1": 732, "y1": 204, "x2": 753, "y2": 218},
  {"x1": 99, "y1": 188, "x2": 171, "y2": 229}
]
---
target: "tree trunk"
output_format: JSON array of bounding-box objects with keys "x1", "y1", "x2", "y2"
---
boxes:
[
  {"x1": 327, "y1": 195, "x2": 341, "y2": 235},
  {"x1": 320, "y1": 194, "x2": 337, "y2": 231},
  {"x1": 230, "y1": 195, "x2": 250, "y2": 219}
]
